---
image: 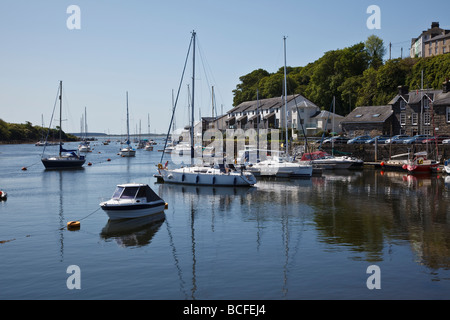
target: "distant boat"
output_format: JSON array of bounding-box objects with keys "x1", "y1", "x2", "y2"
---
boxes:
[
  {"x1": 247, "y1": 156, "x2": 313, "y2": 178},
  {"x1": 119, "y1": 92, "x2": 136, "y2": 157},
  {"x1": 78, "y1": 107, "x2": 92, "y2": 152},
  {"x1": 0, "y1": 189, "x2": 7, "y2": 201},
  {"x1": 41, "y1": 81, "x2": 86, "y2": 169},
  {"x1": 100, "y1": 183, "x2": 166, "y2": 220},
  {"x1": 402, "y1": 151, "x2": 439, "y2": 173},
  {"x1": 444, "y1": 159, "x2": 450, "y2": 174},
  {"x1": 299, "y1": 151, "x2": 357, "y2": 170}
]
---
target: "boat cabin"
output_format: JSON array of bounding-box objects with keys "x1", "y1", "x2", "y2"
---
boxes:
[{"x1": 112, "y1": 184, "x2": 162, "y2": 202}]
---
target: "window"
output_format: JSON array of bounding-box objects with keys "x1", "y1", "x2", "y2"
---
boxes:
[
  {"x1": 400, "y1": 112, "x2": 406, "y2": 125},
  {"x1": 372, "y1": 113, "x2": 380, "y2": 117},
  {"x1": 423, "y1": 98, "x2": 429, "y2": 109},
  {"x1": 424, "y1": 112, "x2": 431, "y2": 125},
  {"x1": 444, "y1": 47, "x2": 447, "y2": 54},
  {"x1": 355, "y1": 114, "x2": 362, "y2": 118},
  {"x1": 447, "y1": 107, "x2": 450, "y2": 123},
  {"x1": 412, "y1": 113, "x2": 418, "y2": 125},
  {"x1": 399, "y1": 100, "x2": 406, "y2": 110}
]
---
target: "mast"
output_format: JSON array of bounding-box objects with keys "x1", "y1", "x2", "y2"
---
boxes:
[
  {"x1": 283, "y1": 36, "x2": 288, "y2": 157},
  {"x1": 190, "y1": 31, "x2": 196, "y2": 165},
  {"x1": 59, "y1": 80, "x2": 63, "y2": 156},
  {"x1": 126, "y1": 91, "x2": 130, "y2": 145}
]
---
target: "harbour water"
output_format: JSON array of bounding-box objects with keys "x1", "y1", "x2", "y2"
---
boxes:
[{"x1": 1, "y1": 139, "x2": 450, "y2": 300}]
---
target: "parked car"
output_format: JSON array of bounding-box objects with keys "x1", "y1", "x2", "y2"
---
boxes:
[
  {"x1": 322, "y1": 136, "x2": 350, "y2": 144},
  {"x1": 365, "y1": 135, "x2": 390, "y2": 144},
  {"x1": 347, "y1": 135, "x2": 371, "y2": 144},
  {"x1": 385, "y1": 135, "x2": 410, "y2": 144},
  {"x1": 443, "y1": 139, "x2": 450, "y2": 144},
  {"x1": 422, "y1": 135, "x2": 450, "y2": 144},
  {"x1": 403, "y1": 134, "x2": 431, "y2": 144}
]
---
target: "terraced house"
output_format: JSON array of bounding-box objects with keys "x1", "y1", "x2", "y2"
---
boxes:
[{"x1": 225, "y1": 94, "x2": 343, "y2": 136}]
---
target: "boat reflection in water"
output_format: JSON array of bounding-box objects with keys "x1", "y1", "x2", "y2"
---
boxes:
[{"x1": 100, "y1": 212, "x2": 165, "y2": 248}]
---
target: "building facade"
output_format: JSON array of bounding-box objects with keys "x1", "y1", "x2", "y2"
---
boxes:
[
  {"x1": 410, "y1": 22, "x2": 450, "y2": 58},
  {"x1": 389, "y1": 82, "x2": 450, "y2": 136},
  {"x1": 225, "y1": 94, "x2": 342, "y2": 136}
]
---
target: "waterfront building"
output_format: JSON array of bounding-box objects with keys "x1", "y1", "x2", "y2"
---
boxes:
[
  {"x1": 225, "y1": 94, "x2": 342, "y2": 136},
  {"x1": 410, "y1": 22, "x2": 450, "y2": 58}
]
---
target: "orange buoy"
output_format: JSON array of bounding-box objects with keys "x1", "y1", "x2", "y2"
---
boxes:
[
  {"x1": 88, "y1": 162, "x2": 92, "y2": 166},
  {"x1": 67, "y1": 221, "x2": 80, "y2": 229},
  {"x1": 107, "y1": 158, "x2": 111, "y2": 161},
  {"x1": 21, "y1": 167, "x2": 27, "y2": 171}
]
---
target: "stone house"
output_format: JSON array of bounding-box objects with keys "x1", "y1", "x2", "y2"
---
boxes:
[
  {"x1": 340, "y1": 105, "x2": 395, "y2": 137},
  {"x1": 389, "y1": 81, "x2": 450, "y2": 136}
]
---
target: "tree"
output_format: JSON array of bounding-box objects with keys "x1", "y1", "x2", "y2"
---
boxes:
[
  {"x1": 232, "y1": 69, "x2": 270, "y2": 106},
  {"x1": 365, "y1": 35, "x2": 385, "y2": 69}
]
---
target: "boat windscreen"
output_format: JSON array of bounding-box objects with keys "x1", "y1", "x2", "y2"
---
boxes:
[
  {"x1": 112, "y1": 187, "x2": 124, "y2": 199},
  {"x1": 120, "y1": 187, "x2": 139, "y2": 199}
]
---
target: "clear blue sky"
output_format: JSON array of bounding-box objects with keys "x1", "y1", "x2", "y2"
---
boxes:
[{"x1": 1, "y1": 0, "x2": 449, "y2": 134}]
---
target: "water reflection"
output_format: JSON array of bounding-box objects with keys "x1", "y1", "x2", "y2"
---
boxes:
[
  {"x1": 100, "y1": 212, "x2": 165, "y2": 248},
  {"x1": 311, "y1": 170, "x2": 450, "y2": 270}
]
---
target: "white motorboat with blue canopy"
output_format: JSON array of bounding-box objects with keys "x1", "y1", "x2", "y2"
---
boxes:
[{"x1": 100, "y1": 183, "x2": 166, "y2": 220}]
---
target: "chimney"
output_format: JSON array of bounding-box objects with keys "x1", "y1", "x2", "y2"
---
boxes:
[
  {"x1": 443, "y1": 78, "x2": 450, "y2": 94},
  {"x1": 431, "y1": 22, "x2": 440, "y2": 29},
  {"x1": 398, "y1": 85, "x2": 409, "y2": 95}
]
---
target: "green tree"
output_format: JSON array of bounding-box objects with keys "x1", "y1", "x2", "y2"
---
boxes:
[{"x1": 365, "y1": 35, "x2": 385, "y2": 69}]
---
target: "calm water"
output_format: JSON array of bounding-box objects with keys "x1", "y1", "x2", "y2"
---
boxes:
[{"x1": 1, "y1": 140, "x2": 450, "y2": 300}]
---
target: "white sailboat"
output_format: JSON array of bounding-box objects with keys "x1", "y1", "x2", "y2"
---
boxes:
[
  {"x1": 120, "y1": 91, "x2": 136, "y2": 157},
  {"x1": 248, "y1": 36, "x2": 312, "y2": 178},
  {"x1": 157, "y1": 31, "x2": 256, "y2": 186},
  {"x1": 78, "y1": 107, "x2": 92, "y2": 152}
]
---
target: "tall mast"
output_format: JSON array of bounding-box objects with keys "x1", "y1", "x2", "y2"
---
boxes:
[
  {"x1": 126, "y1": 91, "x2": 130, "y2": 145},
  {"x1": 283, "y1": 36, "x2": 288, "y2": 157},
  {"x1": 59, "y1": 80, "x2": 63, "y2": 156},
  {"x1": 190, "y1": 31, "x2": 196, "y2": 165}
]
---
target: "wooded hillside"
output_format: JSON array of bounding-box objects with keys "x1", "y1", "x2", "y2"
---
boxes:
[{"x1": 232, "y1": 36, "x2": 450, "y2": 116}]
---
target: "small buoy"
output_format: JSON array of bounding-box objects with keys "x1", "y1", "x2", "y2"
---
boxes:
[
  {"x1": 88, "y1": 162, "x2": 92, "y2": 166},
  {"x1": 165, "y1": 203, "x2": 168, "y2": 209},
  {"x1": 21, "y1": 167, "x2": 27, "y2": 171},
  {"x1": 67, "y1": 221, "x2": 80, "y2": 230},
  {"x1": 380, "y1": 162, "x2": 384, "y2": 166},
  {"x1": 107, "y1": 158, "x2": 111, "y2": 161}
]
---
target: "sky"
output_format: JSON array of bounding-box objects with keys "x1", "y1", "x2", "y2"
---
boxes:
[{"x1": 1, "y1": 0, "x2": 450, "y2": 135}]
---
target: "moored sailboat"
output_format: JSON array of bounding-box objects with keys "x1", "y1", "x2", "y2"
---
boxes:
[
  {"x1": 41, "y1": 81, "x2": 86, "y2": 169},
  {"x1": 119, "y1": 92, "x2": 136, "y2": 157},
  {"x1": 157, "y1": 31, "x2": 256, "y2": 187}
]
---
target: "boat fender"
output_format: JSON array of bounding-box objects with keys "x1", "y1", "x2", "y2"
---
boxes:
[
  {"x1": 67, "y1": 221, "x2": 80, "y2": 230},
  {"x1": 380, "y1": 162, "x2": 384, "y2": 166},
  {"x1": 158, "y1": 163, "x2": 163, "y2": 169},
  {"x1": 196, "y1": 175, "x2": 199, "y2": 183},
  {"x1": 165, "y1": 202, "x2": 168, "y2": 209}
]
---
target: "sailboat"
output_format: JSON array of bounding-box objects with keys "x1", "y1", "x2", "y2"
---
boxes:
[
  {"x1": 41, "y1": 81, "x2": 86, "y2": 169},
  {"x1": 249, "y1": 36, "x2": 312, "y2": 178},
  {"x1": 78, "y1": 107, "x2": 91, "y2": 152},
  {"x1": 119, "y1": 92, "x2": 136, "y2": 157},
  {"x1": 157, "y1": 31, "x2": 257, "y2": 186}
]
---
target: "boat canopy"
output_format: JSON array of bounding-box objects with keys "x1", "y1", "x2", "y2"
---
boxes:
[{"x1": 112, "y1": 184, "x2": 162, "y2": 202}]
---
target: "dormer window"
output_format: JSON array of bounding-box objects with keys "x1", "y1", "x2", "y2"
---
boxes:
[{"x1": 400, "y1": 100, "x2": 406, "y2": 110}]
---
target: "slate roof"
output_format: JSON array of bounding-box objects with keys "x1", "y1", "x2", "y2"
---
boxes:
[{"x1": 340, "y1": 106, "x2": 393, "y2": 124}]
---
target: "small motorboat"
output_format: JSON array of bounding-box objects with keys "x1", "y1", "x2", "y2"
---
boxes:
[
  {"x1": 0, "y1": 190, "x2": 7, "y2": 201},
  {"x1": 100, "y1": 183, "x2": 166, "y2": 220}
]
